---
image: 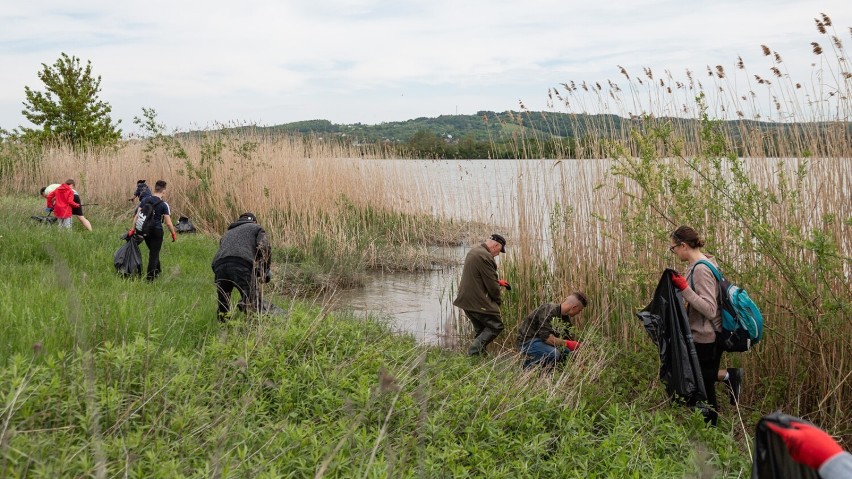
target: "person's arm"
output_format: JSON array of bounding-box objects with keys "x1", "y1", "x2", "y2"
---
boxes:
[
  {"x1": 681, "y1": 265, "x2": 718, "y2": 319},
  {"x1": 131, "y1": 208, "x2": 140, "y2": 230},
  {"x1": 820, "y1": 452, "x2": 852, "y2": 479},
  {"x1": 256, "y1": 228, "x2": 271, "y2": 267},
  {"x1": 68, "y1": 190, "x2": 80, "y2": 209},
  {"x1": 477, "y1": 254, "x2": 502, "y2": 304},
  {"x1": 46, "y1": 190, "x2": 56, "y2": 208},
  {"x1": 765, "y1": 420, "x2": 850, "y2": 478},
  {"x1": 163, "y1": 214, "x2": 177, "y2": 240}
]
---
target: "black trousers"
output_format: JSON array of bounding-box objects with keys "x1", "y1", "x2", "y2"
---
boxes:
[
  {"x1": 464, "y1": 310, "x2": 504, "y2": 355},
  {"x1": 143, "y1": 229, "x2": 164, "y2": 281},
  {"x1": 694, "y1": 341, "x2": 723, "y2": 425},
  {"x1": 214, "y1": 262, "x2": 260, "y2": 320}
]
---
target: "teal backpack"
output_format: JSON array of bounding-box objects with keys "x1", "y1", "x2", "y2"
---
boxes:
[{"x1": 690, "y1": 260, "x2": 764, "y2": 352}]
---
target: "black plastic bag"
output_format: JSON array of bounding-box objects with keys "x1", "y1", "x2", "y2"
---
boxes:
[
  {"x1": 114, "y1": 234, "x2": 143, "y2": 277},
  {"x1": 176, "y1": 216, "x2": 196, "y2": 234},
  {"x1": 637, "y1": 268, "x2": 707, "y2": 405},
  {"x1": 752, "y1": 412, "x2": 821, "y2": 479},
  {"x1": 31, "y1": 215, "x2": 58, "y2": 225}
]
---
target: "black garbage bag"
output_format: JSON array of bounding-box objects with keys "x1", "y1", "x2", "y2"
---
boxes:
[
  {"x1": 753, "y1": 412, "x2": 821, "y2": 479},
  {"x1": 176, "y1": 216, "x2": 196, "y2": 234},
  {"x1": 114, "y1": 234, "x2": 143, "y2": 277},
  {"x1": 637, "y1": 268, "x2": 707, "y2": 406},
  {"x1": 31, "y1": 214, "x2": 58, "y2": 224}
]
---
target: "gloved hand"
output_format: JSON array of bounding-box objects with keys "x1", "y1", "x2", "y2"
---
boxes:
[
  {"x1": 171, "y1": 231, "x2": 177, "y2": 242},
  {"x1": 564, "y1": 340, "x2": 580, "y2": 351},
  {"x1": 44, "y1": 207, "x2": 53, "y2": 213},
  {"x1": 128, "y1": 228, "x2": 136, "y2": 237},
  {"x1": 671, "y1": 272, "x2": 688, "y2": 291},
  {"x1": 766, "y1": 420, "x2": 844, "y2": 471},
  {"x1": 497, "y1": 279, "x2": 512, "y2": 291}
]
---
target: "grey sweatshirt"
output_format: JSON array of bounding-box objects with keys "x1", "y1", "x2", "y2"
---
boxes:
[
  {"x1": 820, "y1": 451, "x2": 852, "y2": 479},
  {"x1": 211, "y1": 220, "x2": 271, "y2": 271}
]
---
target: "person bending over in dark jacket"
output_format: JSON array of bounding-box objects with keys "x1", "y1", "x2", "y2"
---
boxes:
[
  {"x1": 212, "y1": 212, "x2": 271, "y2": 322},
  {"x1": 516, "y1": 292, "x2": 587, "y2": 370}
]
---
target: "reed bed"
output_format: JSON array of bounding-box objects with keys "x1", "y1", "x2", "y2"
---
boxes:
[{"x1": 500, "y1": 14, "x2": 852, "y2": 440}]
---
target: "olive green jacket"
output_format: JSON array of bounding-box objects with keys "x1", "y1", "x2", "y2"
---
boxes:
[{"x1": 453, "y1": 243, "x2": 501, "y2": 316}]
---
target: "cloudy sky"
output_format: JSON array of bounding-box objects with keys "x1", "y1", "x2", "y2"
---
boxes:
[{"x1": 1, "y1": 1, "x2": 849, "y2": 134}]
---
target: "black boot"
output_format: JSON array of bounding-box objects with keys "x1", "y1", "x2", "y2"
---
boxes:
[{"x1": 724, "y1": 368, "x2": 743, "y2": 405}]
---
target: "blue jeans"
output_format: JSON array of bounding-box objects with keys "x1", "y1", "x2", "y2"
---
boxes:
[{"x1": 519, "y1": 339, "x2": 567, "y2": 369}]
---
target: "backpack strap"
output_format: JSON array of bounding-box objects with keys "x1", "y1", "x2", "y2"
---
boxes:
[{"x1": 688, "y1": 259, "x2": 722, "y2": 289}]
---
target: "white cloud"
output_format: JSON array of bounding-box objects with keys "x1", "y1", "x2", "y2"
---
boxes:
[{"x1": 1, "y1": 0, "x2": 850, "y2": 132}]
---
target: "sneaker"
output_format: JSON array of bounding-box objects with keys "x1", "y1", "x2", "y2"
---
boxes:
[{"x1": 725, "y1": 368, "x2": 743, "y2": 405}]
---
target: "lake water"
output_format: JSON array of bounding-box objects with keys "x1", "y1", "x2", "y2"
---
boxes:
[
  {"x1": 322, "y1": 157, "x2": 850, "y2": 343},
  {"x1": 323, "y1": 158, "x2": 605, "y2": 344}
]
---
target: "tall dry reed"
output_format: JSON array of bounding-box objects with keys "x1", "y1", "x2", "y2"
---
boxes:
[{"x1": 502, "y1": 14, "x2": 851, "y2": 440}]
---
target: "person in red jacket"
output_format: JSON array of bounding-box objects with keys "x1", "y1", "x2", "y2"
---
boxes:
[{"x1": 45, "y1": 179, "x2": 80, "y2": 229}]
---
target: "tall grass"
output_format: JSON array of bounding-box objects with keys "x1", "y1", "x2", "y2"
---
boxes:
[
  {"x1": 500, "y1": 14, "x2": 852, "y2": 441},
  {"x1": 0, "y1": 202, "x2": 748, "y2": 477},
  {"x1": 1, "y1": 123, "x2": 493, "y2": 293}
]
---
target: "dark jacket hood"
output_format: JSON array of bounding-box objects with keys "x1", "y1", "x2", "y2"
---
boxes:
[{"x1": 227, "y1": 219, "x2": 256, "y2": 230}]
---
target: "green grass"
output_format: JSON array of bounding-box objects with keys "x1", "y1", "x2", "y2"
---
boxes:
[{"x1": 0, "y1": 196, "x2": 749, "y2": 477}]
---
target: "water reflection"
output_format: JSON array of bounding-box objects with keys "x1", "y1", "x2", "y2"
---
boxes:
[{"x1": 324, "y1": 245, "x2": 468, "y2": 345}]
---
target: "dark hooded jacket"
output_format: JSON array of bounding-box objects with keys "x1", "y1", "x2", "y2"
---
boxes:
[
  {"x1": 211, "y1": 219, "x2": 271, "y2": 272},
  {"x1": 637, "y1": 268, "x2": 706, "y2": 405}
]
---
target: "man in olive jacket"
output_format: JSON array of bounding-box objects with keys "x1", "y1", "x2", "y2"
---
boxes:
[
  {"x1": 453, "y1": 234, "x2": 510, "y2": 355},
  {"x1": 212, "y1": 212, "x2": 271, "y2": 321}
]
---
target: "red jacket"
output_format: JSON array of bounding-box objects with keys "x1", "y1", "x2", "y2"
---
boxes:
[{"x1": 46, "y1": 183, "x2": 80, "y2": 219}]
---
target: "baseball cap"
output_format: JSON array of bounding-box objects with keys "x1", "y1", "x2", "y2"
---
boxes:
[{"x1": 490, "y1": 233, "x2": 506, "y2": 253}]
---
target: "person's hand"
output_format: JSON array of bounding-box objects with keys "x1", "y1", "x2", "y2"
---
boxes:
[
  {"x1": 128, "y1": 228, "x2": 136, "y2": 237},
  {"x1": 44, "y1": 207, "x2": 53, "y2": 213},
  {"x1": 671, "y1": 272, "x2": 688, "y2": 291},
  {"x1": 765, "y1": 420, "x2": 844, "y2": 471},
  {"x1": 497, "y1": 279, "x2": 512, "y2": 291},
  {"x1": 171, "y1": 231, "x2": 177, "y2": 242},
  {"x1": 564, "y1": 340, "x2": 580, "y2": 351}
]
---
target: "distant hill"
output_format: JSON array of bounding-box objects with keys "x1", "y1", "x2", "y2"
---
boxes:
[
  {"x1": 248, "y1": 111, "x2": 633, "y2": 144},
  {"x1": 206, "y1": 111, "x2": 851, "y2": 159}
]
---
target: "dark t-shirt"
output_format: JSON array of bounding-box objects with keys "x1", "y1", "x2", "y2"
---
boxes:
[{"x1": 137, "y1": 196, "x2": 170, "y2": 231}]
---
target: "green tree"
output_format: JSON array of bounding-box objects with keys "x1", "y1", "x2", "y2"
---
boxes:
[{"x1": 19, "y1": 53, "x2": 122, "y2": 146}]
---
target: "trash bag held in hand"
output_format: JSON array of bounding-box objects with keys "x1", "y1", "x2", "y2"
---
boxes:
[
  {"x1": 753, "y1": 412, "x2": 822, "y2": 479},
  {"x1": 637, "y1": 268, "x2": 707, "y2": 406},
  {"x1": 114, "y1": 234, "x2": 143, "y2": 277}
]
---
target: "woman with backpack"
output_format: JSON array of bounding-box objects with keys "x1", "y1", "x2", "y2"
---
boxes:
[{"x1": 668, "y1": 225, "x2": 742, "y2": 426}]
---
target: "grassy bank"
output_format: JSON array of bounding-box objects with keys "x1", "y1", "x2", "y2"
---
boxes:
[{"x1": 0, "y1": 199, "x2": 749, "y2": 477}]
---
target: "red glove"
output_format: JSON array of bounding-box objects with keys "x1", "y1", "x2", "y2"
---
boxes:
[
  {"x1": 765, "y1": 421, "x2": 844, "y2": 471},
  {"x1": 671, "y1": 272, "x2": 688, "y2": 291},
  {"x1": 564, "y1": 340, "x2": 580, "y2": 351},
  {"x1": 128, "y1": 228, "x2": 136, "y2": 237},
  {"x1": 497, "y1": 279, "x2": 512, "y2": 291},
  {"x1": 171, "y1": 231, "x2": 177, "y2": 242}
]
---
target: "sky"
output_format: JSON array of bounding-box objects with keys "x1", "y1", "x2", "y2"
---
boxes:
[{"x1": 1, "y1": 0, "x2": 850, "y2": 135}]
